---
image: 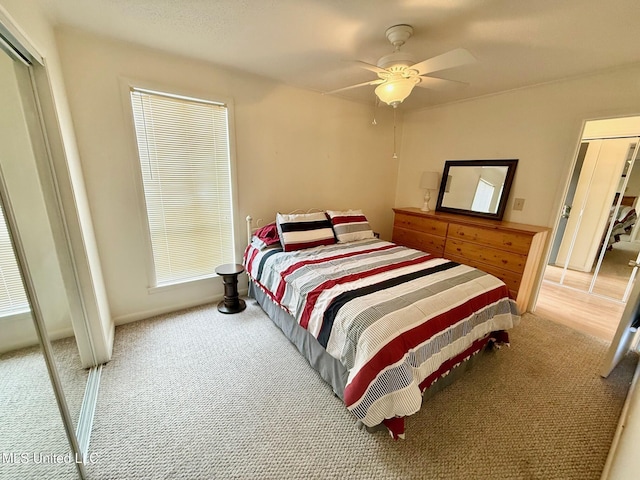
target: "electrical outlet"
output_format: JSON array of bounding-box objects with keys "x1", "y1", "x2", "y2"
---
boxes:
[{"x1": 513, "y1": 198, "x2": 525, "y2": 211}]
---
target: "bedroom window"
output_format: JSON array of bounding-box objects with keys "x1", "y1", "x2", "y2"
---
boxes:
[
  {"x1": 130, "y1": 87, "x2": 235, "y2": 287},
  {"x1": 0, "y1": 202, "x2": 29, "y2": 316}
]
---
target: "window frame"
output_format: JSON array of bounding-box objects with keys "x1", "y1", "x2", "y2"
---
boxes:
[{"x1": 121, "y1": 79, "x2": 240, "y2": 292}]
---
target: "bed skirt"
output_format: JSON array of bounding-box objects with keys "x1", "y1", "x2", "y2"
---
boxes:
[
  {"x1": 249, "y1": 282, "x2": 349, "y2": 400},
  {"x1": 248, "y1": 281, "x2": 489, "y2": 432}
]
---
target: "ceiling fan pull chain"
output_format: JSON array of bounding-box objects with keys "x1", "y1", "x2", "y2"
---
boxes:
[
  {"x1": 392, "y1": 107, "x2": 398, "y2": 159},
  {"x1": 372, "y1": 95, "x2": 378, "y2": 125}
]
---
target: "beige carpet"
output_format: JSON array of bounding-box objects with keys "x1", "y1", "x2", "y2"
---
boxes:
[
  {"x1": 599, "y1": 240, "x2": 640, "y2": 279},
  {"x1": 85, "y1": 301, "x2": 637, "y2": 480},
  {"x1": 0, "y1": 337, "x2": 88, "y2": 480}
]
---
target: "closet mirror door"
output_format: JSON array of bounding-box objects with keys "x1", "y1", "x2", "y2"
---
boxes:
[
  {"x1": 0, "y1": 243, "x2": 79, "y2": 480},
  {"x1": 0, "y1": 41, "x2": 85, "y2": 479},
  {"x1": 0, "y1": 31, "x2": 92, "y2": 426},
  {"x1": 551, "y1": 137, "x2": 639, "y2": 300},
  {"x1": 591, "y1": 143, "x2": 640, "y2": 301}
]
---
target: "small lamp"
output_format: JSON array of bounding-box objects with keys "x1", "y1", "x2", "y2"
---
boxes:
[{"x1": 419, "y1": 171, "x2": 440, "y2": 212}]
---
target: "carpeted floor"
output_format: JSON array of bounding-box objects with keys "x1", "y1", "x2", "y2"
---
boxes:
[
  {"x1": 0, "y1": 337, "x2": 88, "y2": 480},
  {"x1": 82, "y1": 300, "x2": 637, "y2": 480},
  {"x1": 599, "y1": 240, "x2": 640, "y2": 279}
]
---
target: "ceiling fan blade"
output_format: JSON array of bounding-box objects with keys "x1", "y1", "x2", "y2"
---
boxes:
[
  {"x1": 324, "y1": 79, "x2": 384, "y2": 95},
  {"x1": 352, "y1": 60, "x2": 387, "y2": 74},
  {"x1": 416, "y1": 76, "x2": 469, "y2": 90},
  {"x1": 409, "y1": 48, "x2": 476, "y2": 76}
]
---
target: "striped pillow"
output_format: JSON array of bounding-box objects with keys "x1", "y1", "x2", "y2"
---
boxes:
[
  {"x1": 326, "y1": 209, "x2": 375, "y2": 243},
  {"x1": 276, "y1": 212, "x2": 336, "y2": 252}
]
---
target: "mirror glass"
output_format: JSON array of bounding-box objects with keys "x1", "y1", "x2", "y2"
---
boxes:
[
  {"x1": 0, "y1": 269, "x2": 79, "y2": 480},
  {"x1": 436, "y1": 159, "x2": 518, "y2": 220},
  {"x1": 0, "y1": 36, "x2": 86, "y2": 479}
]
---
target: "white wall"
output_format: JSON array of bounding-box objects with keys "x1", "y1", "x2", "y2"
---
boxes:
[
  {"x1": 398, "y1": 65, "x2": 640, "y2": 230},
  {"x1": 441, "y1": 167, "x2": 480, "y2": 210},
  {"x1": 53, "y1": 27, "x2": 400, "y2": 324}
]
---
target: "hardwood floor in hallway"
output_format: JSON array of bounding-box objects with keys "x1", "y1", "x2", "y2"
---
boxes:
[
  {"x1": 537, "y1": 240, "x2": 640, "y2": 342},
  {"x1": 535, "y1": 280, "x2": 625, "y2": 342}
]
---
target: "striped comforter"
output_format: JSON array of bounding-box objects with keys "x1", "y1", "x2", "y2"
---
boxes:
[{"x1": 244, "y1": 238, "x2": 520, "y2": 438}]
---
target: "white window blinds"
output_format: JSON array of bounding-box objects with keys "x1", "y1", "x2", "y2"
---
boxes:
[
  {"x1": 0, "y1": 202, "x2": 29, "y2": 316},
  {"x1": 130, "y1": 88, "x2": 235, "y2": 287}
]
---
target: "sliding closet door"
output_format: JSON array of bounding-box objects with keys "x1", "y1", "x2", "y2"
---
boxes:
[
  {"x1": 591, "y1": 143, "x2": 640, "y2": 301},
  {"x1": 0, "y1": 33, "x2": 85, "y2": 480},
  {"x1": 552, "y1": 138, "x2": 638, "y2": 299},
  {"x1": 0, "y1": 257, "x2": 79, "y2": 480}
]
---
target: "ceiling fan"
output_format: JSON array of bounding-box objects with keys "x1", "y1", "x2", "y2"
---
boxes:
[{"x1": 327, "y1": 24, "x2": 477, "y2": 108}]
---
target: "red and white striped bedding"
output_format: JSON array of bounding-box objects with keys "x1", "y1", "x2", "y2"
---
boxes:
[{"x1": 244, "y1": 238, "x2": 520, "y2": 438}]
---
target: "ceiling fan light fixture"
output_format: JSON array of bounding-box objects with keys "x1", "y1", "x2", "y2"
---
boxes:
[
  {"x1": 375, "y1": 77, "x2": 419, "y2": 107},
  {"x1": 327, "y1": 24, "x2": 475, "y2": 108}
]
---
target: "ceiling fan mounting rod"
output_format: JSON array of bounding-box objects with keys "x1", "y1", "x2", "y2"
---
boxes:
[{"x1": 385, "y1": 24, "x2": 413, "y2": 49}]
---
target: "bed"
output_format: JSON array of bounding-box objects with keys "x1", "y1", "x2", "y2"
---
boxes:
[
  {"x1": 607, "y1": 205, "x2": 637, "y2": 249},
  {"x1": 243, "y1": 210, "x2": 520, "y2": 439}
]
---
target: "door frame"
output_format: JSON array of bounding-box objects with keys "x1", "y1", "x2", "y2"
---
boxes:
[{"x1": 535, "y1": 115, "x2": 640, "y2": 359}]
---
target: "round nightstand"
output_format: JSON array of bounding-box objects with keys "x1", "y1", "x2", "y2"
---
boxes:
[{"x1": 215, "y1": 263, "x2": 246, "y2": 314}]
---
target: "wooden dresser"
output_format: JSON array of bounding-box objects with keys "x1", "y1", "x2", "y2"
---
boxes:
[{"x1": 392, "y1": 207, "x2": 549, "y2": 312}]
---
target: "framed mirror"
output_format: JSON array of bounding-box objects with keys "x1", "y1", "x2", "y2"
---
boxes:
[{"x1": 435, "y1": 159, "x2": 518, "y2": 220}]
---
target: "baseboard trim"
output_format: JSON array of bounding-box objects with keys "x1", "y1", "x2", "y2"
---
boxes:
[
  {"x1": 0, "y1": 325, "x2": 75, "y2": 354},
  {"x1": 76, "y1": 364, "x2": 102, "y2": 458},
  {"x1": 112, "y1": 290, "x2": 249, "y2": 326}
]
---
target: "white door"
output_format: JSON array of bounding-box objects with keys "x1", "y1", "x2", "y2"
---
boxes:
[{"x1": 600, "y1": 277, "x2": 639, "y2": 377}]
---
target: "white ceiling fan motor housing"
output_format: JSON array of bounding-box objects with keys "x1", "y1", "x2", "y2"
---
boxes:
[
  {"x1": 377, "y1": 51, "x2": 415, "y2": 70},
  {"x1": 377, "y1": 24, "x2": 416, "y2": 71}
]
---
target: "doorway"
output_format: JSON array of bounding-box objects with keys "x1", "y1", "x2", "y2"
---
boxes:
[{"x1": 537, "y1": 117, "x2": 640, "y2": 341}]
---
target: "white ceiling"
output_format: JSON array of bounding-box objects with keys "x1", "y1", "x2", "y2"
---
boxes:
[{"x1": 35, "y1": 0, "x2": 640, "y2": 110}]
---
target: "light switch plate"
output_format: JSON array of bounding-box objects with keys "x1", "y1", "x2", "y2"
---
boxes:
[{"x1": 513, "y1": 198, "x2": 525, "y2": 211}]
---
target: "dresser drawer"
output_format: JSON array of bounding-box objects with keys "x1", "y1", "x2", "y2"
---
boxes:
[
  {"x1": 445, "y1": 239, "x2": 527, "y2": 274},
  {"x1": 446, "y1": 253, "x2": 521, "y2": 297},
  {"x1": 392, "y1": 227, "x2": 445, "y2": 256},
  {"x1": 394, "y1": 213, "x2": 448, "y2": 237},
  {"x1": 448, "y1": 224, "x2": 532, "y2": 255}
]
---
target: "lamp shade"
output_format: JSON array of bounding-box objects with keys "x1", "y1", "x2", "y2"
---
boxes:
[
  {"x1": 420, "y1": 171, "x2": 440, "y2": 190},
  {"x1": 375, "y1": 77, "x2": 419, "y2": 107}
]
